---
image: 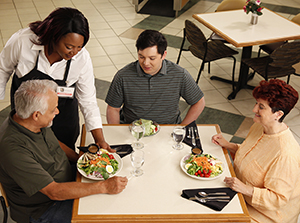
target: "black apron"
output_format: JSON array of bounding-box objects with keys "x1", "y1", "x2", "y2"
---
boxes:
[{"x1": 10, "y1": 52, "x2": 79, "y2": 150}]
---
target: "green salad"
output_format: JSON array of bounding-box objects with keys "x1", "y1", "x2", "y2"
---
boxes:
[
  {"x1": 78, "y1": 149, "x2": 119, "y2": 180},
  {"x1": 135, "y1": 118, "x2": 159, "y2": 136},
  {"x1": 184, "y1": 153, "x2": 223, "y2": 178}
]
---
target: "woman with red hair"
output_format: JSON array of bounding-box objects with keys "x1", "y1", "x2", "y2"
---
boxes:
[{"x1": 212, "y1": 79, "x2": 300, "y2": 223}]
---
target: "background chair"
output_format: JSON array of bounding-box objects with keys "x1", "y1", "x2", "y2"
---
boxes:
[
  {"x1": 257, "y1": 13, "x2": 300, "y2": 57},
  {"x1": 0, "y1": 183, "x2": 8, "y2": 223},
  {"x1": 176, "y1": 20, "x2": 238, "y2": 87},
  {"x1": 242, "y1": 41, "x2": 300, "y2": 84}
]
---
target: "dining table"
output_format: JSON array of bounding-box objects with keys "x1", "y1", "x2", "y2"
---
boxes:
[
  {"x1": 193, "y1": 8, "x2": 300, "y2": 99},
  {"x1": 71, "y1": 124, "x2": 250, "y2": 222}
]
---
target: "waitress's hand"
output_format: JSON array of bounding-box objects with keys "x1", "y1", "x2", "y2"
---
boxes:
[
  {"x1": 97, "y1": 140, "x2": 116, "y2": 153},
  {"x1": 224, "y1": 176, "x2": 254, "y2": 198},
  {"x1": 91, "y1": 128, "x2": 116, "y2": 153}
]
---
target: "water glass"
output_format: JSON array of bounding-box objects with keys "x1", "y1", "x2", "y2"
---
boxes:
[
  {"x1": 130, "y1": 150, "x2": 145, "y2": 177},
  {"x1": 130, "y1": 120, "x2": 145, "y2": 149},
  {"x1": 172, "y1": 126, "x2": 186, "y2": 150}
]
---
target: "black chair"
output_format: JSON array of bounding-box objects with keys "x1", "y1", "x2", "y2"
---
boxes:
[
  {"x1": 0, "y1": 183, "x2": 8, "y2": 223},
  {"x1": 257, "y1": 13, "x2": 300, "y2": 58},
  {"x1": 176, "y1": 20, "x2": 238, "y2": 88},
  {"x1": 242, "y1": 41, "x2": 300, "y2": 84},
  {"x1": 0, "y1": 196, "x2": 7, "y2": 223}
]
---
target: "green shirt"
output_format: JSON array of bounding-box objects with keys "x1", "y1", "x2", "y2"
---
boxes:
[{"x1": 0, "y1": 111, "x2": 72, "y2": 223}]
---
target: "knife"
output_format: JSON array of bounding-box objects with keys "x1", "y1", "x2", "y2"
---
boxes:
[{"x1": 194, "y1": 127, "x2": 200, "y2": 140}]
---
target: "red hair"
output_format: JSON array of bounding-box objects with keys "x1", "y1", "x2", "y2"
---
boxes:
[{"x1": 253, "y1": 79, "x2": 298, "y2": 122}]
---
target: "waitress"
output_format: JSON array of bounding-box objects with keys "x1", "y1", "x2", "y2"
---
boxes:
[{"x1": 0, "y1": 7, "x2": 111, "y2": 158}]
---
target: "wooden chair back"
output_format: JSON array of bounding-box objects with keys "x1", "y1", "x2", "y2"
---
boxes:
[
  {"x1": 216, "y1": 0, "x2": 245, "y2": 12},
  {"x1": 270, "y1": 41, "x2": 300, "y2": 68},
  {"x1": 291, "y1": 13, "x2": 300, "y2": 25},
  {"x1": 184, "y1": 20, "x2": 206, "y2": 49},
  {"x1": 0, "y1": 183, "x2": 8, "y2": 207}
]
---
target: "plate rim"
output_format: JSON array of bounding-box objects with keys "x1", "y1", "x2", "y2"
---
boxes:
[
  {"x1": 180, "y1": 153, "x2": 224, "y2": 181},
  {"x1": 77, "y1": 152, "x2": 123, "y2": 181}
]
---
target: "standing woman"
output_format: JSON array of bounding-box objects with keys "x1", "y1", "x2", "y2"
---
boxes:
[
  {"x1": 212, "y1": 79, "x2": 300, "y2": 223},
  {"x1": 0, "y1": 7, "x2": 110, "y2": 158}
]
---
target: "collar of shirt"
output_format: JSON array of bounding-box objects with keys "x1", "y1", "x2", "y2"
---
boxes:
[
  {"x1": 8, "y1": 110, "x2": 46, "y2": 140},
  {"x1": 136, "y1": 60, "x2": 167, "y2": 78},
  {"x1": 31, "y1": 44, "x2": 79, "y2": 62}
]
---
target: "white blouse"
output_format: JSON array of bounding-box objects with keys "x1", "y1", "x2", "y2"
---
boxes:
[{"x1": 0, "y1": 28, "x2": 102, "y2": 131}]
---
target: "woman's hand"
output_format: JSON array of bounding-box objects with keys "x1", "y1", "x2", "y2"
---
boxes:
[
  {"x1": 212, "y1": 133, "x2": 229, "y2": 148},
  {"x1": 212, "y1": 134, "x2": 239, "y2": 154},
  {"x1": 224, "y1": 177, "x2": 254, "y2": 197}
]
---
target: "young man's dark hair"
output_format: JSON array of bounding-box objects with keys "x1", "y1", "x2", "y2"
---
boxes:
[{"x1": 135, "y1": 30, "x2": 167, "y2": 56}]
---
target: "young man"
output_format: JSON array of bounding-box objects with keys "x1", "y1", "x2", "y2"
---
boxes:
[
  {"x1": 0, "y1": 80, "x2": 128, "y2": 223},
  {"x1": 105, "y1": 30, "x2": 205, "y2": 124}
]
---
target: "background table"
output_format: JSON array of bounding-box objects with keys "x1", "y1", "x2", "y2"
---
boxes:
[
  {"x1": 193, "y1": 9, "x2": 300, "y2": 99},
  {"x1": 72, "y1": 124, "x2": 250, "y2": 222}
]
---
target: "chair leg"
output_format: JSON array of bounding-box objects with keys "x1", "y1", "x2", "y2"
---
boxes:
[
  {"x1": 196, "y1": 60, "x2": 205, "y2": 84},
  {"x1": 0, "y1": 196, "x2": 8, "y2": 223},
  {"x1": 257, "y1": 48, "x2": 262, "y2": 58},
  {"x1": 208, "y1": 62, "x2": 211, "y2": 74},
  {"x1": 176, "y1": 28, "x2": 186, "y2": 64},
  {"x1": 287, "y1": 75, "x2": 291, "y2": 84}
]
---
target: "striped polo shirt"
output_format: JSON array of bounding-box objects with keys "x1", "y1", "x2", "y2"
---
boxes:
[{"x1": 105, "y1": 59, "x2": 204, "y2": 124}]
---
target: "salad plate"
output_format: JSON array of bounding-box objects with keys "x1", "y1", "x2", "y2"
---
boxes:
[
  {"x1": 180, "y1": 153, "x2": 224, "y2": 181},
  {"x1": 77, "y1": 149, "x2": 123, "y2": 181},
  {"x1": 131, "y1": 119, "x2": 160, "y2": 137}
]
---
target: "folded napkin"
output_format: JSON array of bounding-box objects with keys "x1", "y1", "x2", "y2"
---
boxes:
[
  {"x1": 110, "y1": 144, "x2": 133, "y2": 158},
  {"x1": 181, "y1": 187, "x2": 237, "y2": 211},
  {"x1": 183, "y1": 120, "x2": 202, "y2": 150}
]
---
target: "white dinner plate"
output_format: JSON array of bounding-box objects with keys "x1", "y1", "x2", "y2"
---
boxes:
[
  {"x1": 77, "y1": 152, "x2": 123, "y2": 181},
  {"x1": 180, "y1": 154, "x2": 224, "y2": 181}
]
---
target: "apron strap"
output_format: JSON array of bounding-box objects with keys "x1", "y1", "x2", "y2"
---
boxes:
[{"x1": 63, "y1": 60, "x2": 72, "y2": 84}]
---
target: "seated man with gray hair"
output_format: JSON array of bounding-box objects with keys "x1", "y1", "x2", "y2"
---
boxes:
[{"x1": 0, "y1": 80, "x2": 128, "y2": 223}]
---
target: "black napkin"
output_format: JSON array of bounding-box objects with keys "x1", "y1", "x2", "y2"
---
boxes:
[
  {"x1": 183, "y1": 121, "x2": 202, "y2": 150},
  {"x1": 111, "y1": 144, "x2": 133, "y2": 158},
  {"x1": 181, "y1": 187, "x2": 237, "y2": 211}
]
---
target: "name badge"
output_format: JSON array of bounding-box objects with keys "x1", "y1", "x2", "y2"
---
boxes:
[{"x1": 57, "y1": 86, "x2": 75, "y2": 98}]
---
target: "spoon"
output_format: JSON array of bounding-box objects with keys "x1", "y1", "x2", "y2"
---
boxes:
[{"x1": 198, "y1": 192, "x2": 227, "y2": 197}]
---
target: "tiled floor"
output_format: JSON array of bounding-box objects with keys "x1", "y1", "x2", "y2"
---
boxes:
[{"x1": 0, "y1": 0, "x2": 300, "y2": 221}]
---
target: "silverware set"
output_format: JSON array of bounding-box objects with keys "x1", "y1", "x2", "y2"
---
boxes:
[
  {"x1": 189, "y1": 192, "x2": 230, "y2": 203},
  {"x1": 186, "y1": 127, "x2": 199, "y2": 147}
]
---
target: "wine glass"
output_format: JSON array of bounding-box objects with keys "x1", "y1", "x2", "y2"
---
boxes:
[
  {"x1": 130, "y1": 120, "x2": 145, "y2": 149},
  {"x1": 130, "y1": 150, "x2": 145, "y2": 177},
  {"x1": 172, "y1": 126, "x2": 186, "y2": 150}
]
